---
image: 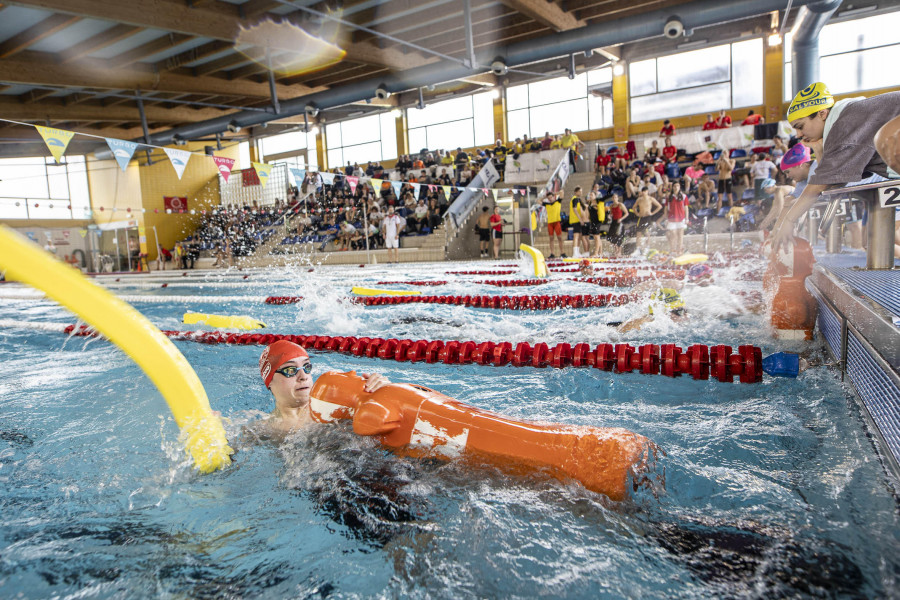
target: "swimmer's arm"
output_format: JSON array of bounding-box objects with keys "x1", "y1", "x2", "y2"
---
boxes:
[{"x1": 770, "y1": 183, "x2": 828, "y2": 253}]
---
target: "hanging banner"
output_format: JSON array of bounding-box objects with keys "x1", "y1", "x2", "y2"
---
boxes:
[
  {"x1": 542, "y1": 149, "x2": 571, "y2": 197},
  {"x1": 252, "y1": 161, "x2": 272, "y2": 188},
  {"x1": 447, "y1": 160, "x2": 500, "y2": 228},
  {"x1": 105, "y1": 138, "x2": 138, "y2": 172},
  {"x1": 164, "y1": 147, "x2": 191, "y2": 180},
  {"x1": 212, "y1": 156, "x2": 235, "y2": 183},
  {"x1": 347, "y1": 175, "x2": 359, "y2": 194},
  {"x1": 35, "y1": 126, "x2": 75, "y2": 164},
  {"x1": 164, "y1": 196, "x2": 188, "y2": 212},
  {"x1": 503, "y1": 149, "x2": 565, "y2": 184},
  {"x1": 290, "y1": 168, "x2": 307, "y2": 187}
]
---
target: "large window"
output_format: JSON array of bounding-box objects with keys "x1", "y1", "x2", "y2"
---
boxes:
[
  {"x1": 407, "y1": 92, "x2": 494, "y2": 152},
  {"x1": 784, "y1": 10, "x2": 900, "y2": 100},
  {"x1": 0, "y1": 156, "x2": 90, "y2": 220},
  {"x1": 326, "y1": 112, "x2": 397, "y2": 168},
  {"x1": 630, "y1": 39, "x2": 763, "y2": 122},
  {"x1": 506, "y1": 68, "x2": 613, "y2": 139}
]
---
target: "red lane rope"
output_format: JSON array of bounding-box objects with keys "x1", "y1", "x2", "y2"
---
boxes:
[
  {"x1": 475, "y1": 279, "x2": 553, "y2": 287},
  {"x1": 352, "y1": 293, "x2": 637, "y2": 309},
  {"x1": 446, "y1": 270, "x2": 516, "y2": 275},
  {"x1": 265, "y1": 296, "x2": 303, "y2": 304},
  {"x1": 60, "y1": 325, "x2": 762, "y2": 383}
]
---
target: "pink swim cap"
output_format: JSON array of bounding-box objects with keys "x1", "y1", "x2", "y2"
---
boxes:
[{"x1": 779, "y1": 143, "x2": 811, "y2": 170}]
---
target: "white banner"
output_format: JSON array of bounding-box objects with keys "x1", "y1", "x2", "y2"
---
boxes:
[
  {"x1": 504, "y1": 149, "x2": 566, "y2": 184},
  {"x1": 446, "y1": 160, "x2": 500, "y2": 227},
  {"x1": 541, "y1": 151, "x2": 571, "y2": 198}
]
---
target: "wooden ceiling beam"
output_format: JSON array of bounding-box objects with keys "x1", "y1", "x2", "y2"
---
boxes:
[
  {"x1": 59, "y1": 24, "x2": 143, "y2": 63},
  {"x1": 0, "y1": 51, "x2": 319, "y2": 99},
  {"x1": 0, "y1": 13, "x2": 81, "y2": 59},
  {"x1": 497, "y1": 0, "x2": 586, "y2": 31},
  {"x1": 107, "y1": 32, "x2": 194, "y2": 68},
  {"x1": 0, "y1": 96, "x2": 238, "y2": 123}
]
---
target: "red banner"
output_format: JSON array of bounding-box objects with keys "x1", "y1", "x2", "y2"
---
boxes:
[
  {"x1": 213, "y1": 156, "x2": 236, "y2": 183},
  {"x1": 164, "y1": 196, "x2": 187, "y2": 212},
  {"x1": 242, "y1": 168, "x2": 260, "y2": 187}
]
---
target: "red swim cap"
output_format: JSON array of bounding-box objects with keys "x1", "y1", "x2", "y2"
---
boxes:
[{"x1": 259, "y1": 340, "x2": 308, "y2": 388}]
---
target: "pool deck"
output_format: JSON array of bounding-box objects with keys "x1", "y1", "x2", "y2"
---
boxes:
[{"x1": 807, "y1": 246, "x2": 900, "y2": 483}]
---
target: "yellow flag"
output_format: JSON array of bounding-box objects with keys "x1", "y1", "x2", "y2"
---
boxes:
[
  {"x1": 491, "y1": 189, "x2": 499, "y2": 201},
  {"x1": 36, "y1": 126, "x2": 75, "y2": 163},
  {"x1": 370, "y1": 178, "x2": 383, "y2": 197},
  {"x1": 442, "y1": 185, "x2": 452, "y2": 199},
  {"x1": 252, "y1": 161, "x2": 272, "y2": 188}
]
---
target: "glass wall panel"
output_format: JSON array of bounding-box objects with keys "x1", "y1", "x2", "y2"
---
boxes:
[
  {"x1": 629, "y1": 59, "x2": 657, "y2": 96},
  {"x1": 379, "y1": 113, "x2": 398, "y2": 160},
  {"x1": 732, "y1": 38, "x2": 764, "y2": 107},
  {"x1": 657, "y1": 45, "x2": 729, "y2": 91},
  {"x1": 472, "y1": 91, "x2": 495, "y2": 146},
  {"x1": 506, "y1": 84, "x2": 528, "y2": 110},
  {"x1": 529, "y1": 98, "x2": 588, "y2": 138},
  {"x1": 528, "y1": 73, "x2": 587, "y2": 106},
  {"x1": 632, "y1": 82, "x2": 731, "y2": 122}
]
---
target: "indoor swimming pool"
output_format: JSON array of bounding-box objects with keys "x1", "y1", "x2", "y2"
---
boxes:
[{"x1": 0, "y1": 258, "x2": 898, "y2": 599}]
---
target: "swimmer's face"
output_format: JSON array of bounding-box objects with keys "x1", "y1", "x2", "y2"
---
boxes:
[
  {"x1": 790, "y1": 111, "x2": 828, "y2": 143},
  {"x1": 783, "y1": 161, "x2": 811, "y2": 182},
  {"x1": 270, "y1": 357, "x2": 314, "y2": 407}
]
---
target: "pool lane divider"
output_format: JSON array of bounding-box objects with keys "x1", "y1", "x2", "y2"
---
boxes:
[
  {"x1": 39, "y1": 322, "x2": 769, "y2": 383},
  {"x1": 0, "y1": 226, "x2": 233, "y2": 473},
  {"x1": 353, "y1": 293, "x2": 638, "y2": 310},
  {"x1": 0, "y1": 291, "x2": 302, "y2": 304}
]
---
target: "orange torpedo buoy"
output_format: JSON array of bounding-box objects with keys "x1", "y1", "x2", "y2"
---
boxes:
[
  {"x1": 764, "y1": 236, "x2": 817, "y2": 340},
  {"x1": 309, "y1": 371, "x2": 657, "y2": 501}
]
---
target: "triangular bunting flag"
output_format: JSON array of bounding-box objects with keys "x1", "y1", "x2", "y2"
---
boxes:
[
  {"x1": 391, "y1": 181, "x2": 402, "y2": 197},
  {"x1": 290, "y1": 168, "x2": 306, "y2": 187},
  {"x1": 36, "y1": 126, "x2": 75, "y2": 164},
  {"x1": 164, "y1": 147, "x2": 192, "y2": 180},
  {"x1": 105, "y1": 138, "x2": 137, "y2": 172},
  {"x1": 212, "y1": 156, "x2": 235, "y2": 183},
  {"x1": 468, "y1": 187, "x2": 478, "y2": 192},
  {"x1": 252, "y1": 161, "x2": 272, "y2": 188},
  {"x1": 442, "y1": 185, "x2": 452, "y2": 198},
  {"x1": 492, "y1": 189, "x2": 499, "y2": 201},
  {"x1": 320, "y1": 172, "x2": 335, "y2": 185},
  {"x1": 370, "y1": 178, "x2": 383, "y2": 197},
  {"x1": 347, "y1": 176, "x2": 359, "y2": 194}
]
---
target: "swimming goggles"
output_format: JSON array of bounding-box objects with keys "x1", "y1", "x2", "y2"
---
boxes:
[{"x1": 274, "y1": 363, "x2": 312, "y2": 378}]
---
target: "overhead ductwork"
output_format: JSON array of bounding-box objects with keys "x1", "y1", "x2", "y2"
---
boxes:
[{"x1": 791, "y1": 0, "x2": 842, "y2": 96}]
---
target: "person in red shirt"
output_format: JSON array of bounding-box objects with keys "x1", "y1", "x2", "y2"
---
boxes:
[
  {"x1": 661, "y1": 136, "x2": 677, "y2": 163},
  {"x1": 594, "y1": 147, "x2": 611, "y2": 175},
  {"x1": 659, "y1": 119, "x2": 676, "y2": 137},
  {"x1": 664, "y1": 182, "x2": 690, "y2": 256},
  {"x1": 702, "y1": 113, "x2": 718, "y2": 131},
  {"x1": 606, "y1": 193, "x2": 627, "y2": 258},
  {"x1": 489, "y1": 205, "x2": 504, "y2": 259},
  {"x1": 741, "y1": 110, "x2": 764, "y2": 126},
  {"x1": 715, "y1": 109, "x2": 732, "y2": 128}
]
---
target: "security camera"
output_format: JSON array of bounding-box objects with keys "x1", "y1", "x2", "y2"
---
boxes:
[
  {"x1": 305, "y1": 104, "x2": 319, "y2": 117},
  {"x1": 226, "y1": 120, "x2": 241, "y2": 133},
  {"x1": 375, "y1": 86, "x2": 391, "y2": 100},
  {"x1": 491, "y1": 59, "x2": 508, "y2": 76},
  {"x1": 664, "y1": 17, "x2": 683, "y2": 39}
]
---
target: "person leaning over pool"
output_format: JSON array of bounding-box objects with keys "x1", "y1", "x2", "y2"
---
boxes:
[
  {"x1": 259, "y1": 340, "x2": 390, "y2": 433},
  {"x1": 770, "y1": 82, "x2": 900, "y2": 252}
]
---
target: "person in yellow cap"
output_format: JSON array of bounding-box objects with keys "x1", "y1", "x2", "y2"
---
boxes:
[
  {"x1": 615, "y1": 288, "x2": 687, "y2": 333},
  {"x1": 770, "y1": 82, "x2": 900, "y2": 252}
]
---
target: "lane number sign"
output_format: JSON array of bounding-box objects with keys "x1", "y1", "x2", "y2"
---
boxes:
[{"x1": 879, "y1": 185, "x2": 900, "y2": 208}]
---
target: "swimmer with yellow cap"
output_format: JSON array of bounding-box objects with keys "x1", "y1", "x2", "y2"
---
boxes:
[
  {"x1": 771, "y1": 82, "x2": 900, "y2": 254},
  {"x1": 616, "y1": 288, "x2": 687, "y2": 333}
]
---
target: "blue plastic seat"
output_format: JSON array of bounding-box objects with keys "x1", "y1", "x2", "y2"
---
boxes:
[{"x1": 730, "y1": 149, "x2": 747, "y2": 158}]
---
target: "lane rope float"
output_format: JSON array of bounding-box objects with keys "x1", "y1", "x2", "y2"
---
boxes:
[
  {"x1": 0, "y1": 291, "x2": 302, "y2": 304},
  {"x1": 0, "y1": 226, "x2": 233, "y2": 473},
  {"x1": 11, "y1": 320, "x2": 784, "y2": 383}
]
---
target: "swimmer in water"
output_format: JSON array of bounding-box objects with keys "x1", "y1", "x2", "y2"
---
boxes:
[
  {"x1": 259, "y1": 340, "x2": 390, "y2": 434},
  {"x1": 616, "y1": 288, "x2": 688, "y2": 333}
]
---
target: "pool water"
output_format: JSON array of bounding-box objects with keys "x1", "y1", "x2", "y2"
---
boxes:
[{"x1": 1, "y1": 258, "x2": 898, "y2": 599}]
